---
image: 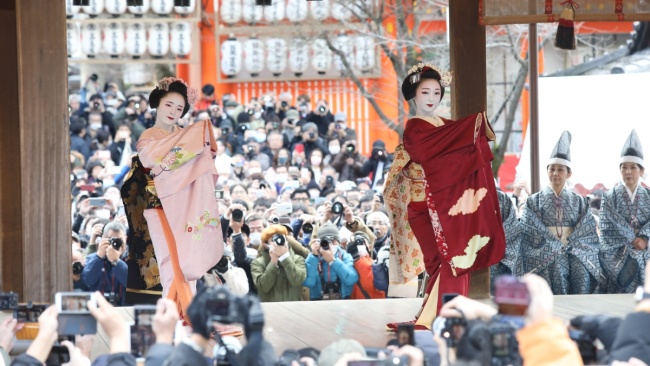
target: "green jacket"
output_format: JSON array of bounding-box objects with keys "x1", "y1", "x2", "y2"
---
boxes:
[{"x1": 251, "y1": 247, "x2": 307, "y2": 302}]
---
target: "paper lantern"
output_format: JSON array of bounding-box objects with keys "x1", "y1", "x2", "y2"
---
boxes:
[
  {"x1": 103, "y1": 22, "x2": 125, "y2": 58},
  {"x1": 148, "y1": 23, "x2": 170, "y2": 57},
  {"x1": 263, "y1": 0, "x2": 285, "y2": 23},
  {"x1": 126, "y1": 23, "x2": 147, "y2": 58},
  {"x1": 311, "y1": 39, "x2": 331, "y2": 74},
  {"x1": 66, "y1": 23, "x2": 80, "y2": 57},
  {"x1": 65, "y1": 0, "x2": 81, "y2": 18},
  {"x1": 266, "y1": 38, "x2": 287, "y2": 77},
  {"x1": 170, "y1": 22, "x2": 192, "y2": 57},
  {"x1": 221, "y1": 0, "x2": 243, "y2": 24},
  {"x1": 288, "y1": 38, "x2": 309, "y2": 77},
  {"x1": 241, "y1": 0, "x2": 263, "y2": 24},
  {"x1": 128, "y1": 0, "x2": 150, "y2": 16},
  {"x1": 310, "y1": 0, "x2": 329, "y2": 21},
  {"x1": 151, "y1": 0, "x2": 174, "y2": 15},
  {"x1": 355, "y1": 35, "x2": 375, "y2": 72},
  {"x1": 333, "y1": 34, "x2": 352, "y2": 71},
  {"x1": 220, "y1": 37, "x2": 243, "y2": 77},
  {"x1": 243, "y1": 37, "x2": 264, "y2": 77},
  {"x1": 331, "y1": 1, "x2": 351, "y2": 21},
  {"x1": 285, "y1": 0, "x2": 307, "y2": 22},
  {"x1": 174, "y1": 0, "x2": 196, "y2": 14},
  {"x1": 80, "y1": 23, "x2": 101, "y2": 57},
  {"x1": 105, "y1": 0, "x2": 127, "y2": 16},
  {"x1": 82, "y1": 0, "x2": 104, "y2": 17}
]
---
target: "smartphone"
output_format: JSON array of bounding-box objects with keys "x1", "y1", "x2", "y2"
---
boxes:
[
  {"x1": 55, "y1": 292, "x2": 96, "y2": 314},
  {"x1": 494, "y1": 276, "x2": 530, "y2": 316},
  {"x1": 134, "y1": 305, "x2": 157, "y2": 326},
  {"x1": 87, "y1": 198, "x2": 106, "y2": 207},
  {"x1": 106, "y1": 166, "x2": 122, "y2": 175},
  {"x1": 117, "y1": 206, "x2": 126, "y2": 216},
  {"x1": 45, "y1": 344, "x2": 70, "y2": 366},
  {"x1": 130, "y1": 324, "x2": 156, "y2": 358},
  {"x1": 276, "y1": 202, "x2": 292, "y2": 216},
  {"x1": 442, "y1": 293, "x2": 459, "y2": 304},
  {"x1": 396, "y1": 323, "x2": 415, "y2": 346},
  {"x1": 16, "y1": 303, "x2": 49, "y2": 323},
  {"x1": 79, "y1": 184, "x2": 95, "y2": 193},
  {"x1": 215, "y1": 190, "x2": 224, "y2": 200},
  {"x1": 97, "y1": 150, "x2": 111, "y2": 160}
]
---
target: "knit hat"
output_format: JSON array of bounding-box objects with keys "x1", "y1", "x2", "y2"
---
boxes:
[
  {"x1": 318, "y1": 339, "x2": 367, "y2": 366},
  {"x1": 372, "y1": 140, "x2": 386, "y2": 150},
  {"x1": 219, "y1": 119, "x2": 234, "y2": 130},
  {"x1": 334, "y1": 112, "x2": 347, "y2": 122},
  {"x1": 620, "y1": 129, "x2": 644, "y2": 168},
  {"x1": 261, "y1": 224, "x2": 288, "y2": 244},
  {"x1": 225, "y1": 100, "x2": 238, "y2": 108},
  {"x1": 237, "y1": 112, "x2": 251, "y2": 124},
  {"x1": 352, "y1": 231, "x2": 370, "y2": 244},
  {"x1": 285, "y1": 109, "x2": 299, "y2": 121},
  {"x1": 548, "y1": 130, "x2": 572, "y2": 169},
  {"x1": 317, "y1": 222, "x2": 340, "y2": 241}
]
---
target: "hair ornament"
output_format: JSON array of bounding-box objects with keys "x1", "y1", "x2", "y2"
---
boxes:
[
  {"x1": 407, "y1": 63, "x2": 453, "y2": 87},
  {"x1": 156, "y1": 77, "x2": 199, "y2": 105}
]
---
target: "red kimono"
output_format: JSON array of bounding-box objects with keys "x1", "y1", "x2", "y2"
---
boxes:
[{"x1": 386, "y1": 112, "x2": 505, "y2": 329}]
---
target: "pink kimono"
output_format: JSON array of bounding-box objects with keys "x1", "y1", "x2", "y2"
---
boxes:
[{"x1": 136, "y1": 120, "x2": 223, "y2": 312}]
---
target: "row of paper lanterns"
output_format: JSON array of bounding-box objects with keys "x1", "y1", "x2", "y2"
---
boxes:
[
  {"x1": 67, "y1": 22, "x2": 193, "y2": 58},
  {"x1": 219, "y1": 0, "x2": 368, "y2": 24},
  {"x1": 220, "y1": 36, "x2": 376, "y2": 77},
  {"x1": 66, "y1": 0, "x2": 196, "y2": 17}
]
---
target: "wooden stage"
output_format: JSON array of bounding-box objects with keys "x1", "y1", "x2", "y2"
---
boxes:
[{"x1": 83, "y1": 294, "x2": 636, "y2": 358}]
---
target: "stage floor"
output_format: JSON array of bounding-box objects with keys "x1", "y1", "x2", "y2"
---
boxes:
[{"x1": 85, "y1": 294, "x2": 635, "y2": 358}]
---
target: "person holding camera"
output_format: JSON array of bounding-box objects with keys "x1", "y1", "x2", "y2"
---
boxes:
[
  {"x1": 360, "y1": 140, "x2": 393, "y2": 191},
  {"x1": 226, "y1": 203, "x2": 259, "y2": 294},
  {"x1": 243, "y1": 138, "x2": 272, "y2": 171},
  {"x1": 112, "y1": 94, "x2": 150, "y2": 140},
  {"x1": 306, "y1": 99, "x2": 335, "y2": 137},
  {"x1": 81, "y1": 222, "x2": 128, "y2": 306},
  {"x1": 291, "y1": 122, "x2": 330, "y2": 160},
  {"x1": 303, "y1": 222, "x2": 359, "y2": 300},
  {"x1": 108, "y1": 123, "x2": 136, "y2": 168},
  {"x1": 251, "y1": 225, "x2": 307, "y2": 302},
  {"x1": 83, "y1": 93, "x2": 116, "y2": 138},
  {"x1": 331, "y1": 140, "x2": 367, "y2": 185},
  {"x1": 347, "y1": 231, "x2": 387, "y2": 300},
  {"x1": 326, "y1": 112, "x2": 357, "y2": 143}
]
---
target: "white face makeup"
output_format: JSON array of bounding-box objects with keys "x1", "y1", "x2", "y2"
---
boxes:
[
  {"x1": 413, "y1": 79, "x2": 442, "y2": 117},
  {"x1": 156, "y1": 92, "x2": 186, "y2": 128}
]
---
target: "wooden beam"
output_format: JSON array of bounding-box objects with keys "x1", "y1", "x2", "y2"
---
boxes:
[
  {"x1": 0, "y1": 0, "x2": 70, "y2": 302},
  {"x1": 529, "y1": 24, "x2": 541, "y2": 193},
  {"x1": 449, "y1": 0, "x2": 490, "y2": 300}
]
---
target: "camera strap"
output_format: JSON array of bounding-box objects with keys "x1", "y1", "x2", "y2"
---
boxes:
[{"x1": 356, "y1": 280, "x2": 371, "y2": 299}]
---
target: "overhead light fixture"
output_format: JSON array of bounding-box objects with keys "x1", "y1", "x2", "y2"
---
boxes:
[
  {"x1": 127, "y1": 0, "x2": 144, "y2": 5},
  {"x1": 72, "y1": 0, "x2": 90, "y2": 5},
  {"x1": 174, "y1": 0, "x2": 190, "y2": 5},
  {"x1": 255, "y1": 0, "x2": 271, "y2": 5}
]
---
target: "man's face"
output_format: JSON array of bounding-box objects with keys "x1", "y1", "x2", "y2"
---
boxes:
[
  {"x1": 70, "y1": 99, "x2": 81, "y2": 111},
  {"x1": 268, "y1": 134, "x2": 283, "y2": 150},
  {"x1": 248, "y1": 219, "x2": 264, "y2": 234},
  {"x1": 88, "y1": 114, "x2": 103, "y2": 127},
  {"x1": 292, "y1": 193, "x2": 310, "y2": 205},
  {"x1": 360, "y1": 200, "x2": 373, "y2": 213},
  {"x1": 367, "y1": 218, "x2": 388, "y2": 239}
]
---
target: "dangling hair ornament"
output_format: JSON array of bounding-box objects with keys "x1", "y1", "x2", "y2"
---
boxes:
[
  {"x1": 407, "y1": 63, "x2": 453, "y2": 87},
  {"x1": 156, "y1": 77, "x2": 200, "y2": 105}
]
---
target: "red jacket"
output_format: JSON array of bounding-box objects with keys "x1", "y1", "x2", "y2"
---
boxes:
[{"x1": 350, "y1": 256, "x2": 386, "y2": 300}]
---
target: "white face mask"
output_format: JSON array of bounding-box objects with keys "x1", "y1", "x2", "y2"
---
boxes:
[
  {"x1": 105, "y1": 99, "x2": 118, "y2": 107},
  {"x1": 248, "y1": 167, "x2": 262, "y2": 175},
  {"x1": 90, "y1": 122, "x2": 102, "y2": 130},
  {"x1": 95, "y1": 209, "x2": 111, "y2": 219},
  {"x1": 276, "y1": 173, "x2": 288, "y2": 183},
  {"x1": 226, "y1": 109, "x2": 236, "y2": 117},
  {"x1": 249, "y1": 232, "x2": 262, "y2": 245},
  {"x1": 329, "y1": 146, "x2": 340, "y2": 155},
  {"x1": 311, "y1": 156, "x2": 322, "y2": 166},
  {"x1": 253, "y1": 132, "x2": 267, "y2": 143},
  {"x1": 253, "y1": 112, "x2": 262, "y2": 119},
  {"x1": 358, "y1": 244, "x2": 368, "y2": 257}
]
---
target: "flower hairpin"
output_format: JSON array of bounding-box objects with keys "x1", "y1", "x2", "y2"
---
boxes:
[
  {"x1": 156, "y1": 77, "x2": 199, "y2": 105},
  {"x1": 407, "y1": 63, "x2": 453, "y2": 87}
]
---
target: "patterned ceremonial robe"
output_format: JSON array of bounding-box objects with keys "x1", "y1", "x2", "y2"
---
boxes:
[
  {"x1": 490, "y1": 190, "x2": 522, "y2": 294},
  {"x1": 520, "y1": 186, "x2": 601, "y2": 294},
  {"x1": 599, "y1": 184, "x2": 650, "y2": 293},
  {"x1": 385, "y1": 112, "x2": 505, "y2": 329}
]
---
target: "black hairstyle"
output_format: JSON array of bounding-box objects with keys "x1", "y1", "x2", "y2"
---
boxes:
[
  {"x1": 401, "y1": 68, "x2": 445, "y2": 101},
  {"x1": 290, "y1": 188, "x2": 310, "y2": 200},
  {"x1": 149, "y1": 81, "x2": 190, "y2": 118}
]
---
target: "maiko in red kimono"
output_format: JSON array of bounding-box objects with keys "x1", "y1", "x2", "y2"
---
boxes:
[{"x1": 386, "y1": 112, "x2": 505, "y2": 329}]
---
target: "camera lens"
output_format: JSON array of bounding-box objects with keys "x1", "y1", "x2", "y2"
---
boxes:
[
  {"x1": 319, "y1": 106, "x2": 326, "y2": 113},
  {"x1": 247, "y1": 146, "x2": 253, "y2": 152},
  {"x1": 309, "y1": 132, "x2": 315, "y2": 139},
  {"x1": 232, "y1": 209, "x2": 244, "y2": 222},
  {"x1": 346, "y1": 145, "x2": 355, "y2": 153},
  {"x1": 272, "y1": 234, "x2": 285, "y2": 246},
  {"x1": 93, "y1": 102, "x2": 100, "y2": 109},
  {"x1": 272, "y1": 122, "x2": 279, "y2": 129},
  {"x1": 320, "y1": 238, "x2": 330, "y2": 250},
  {"x1": 72, "y1": 262, "x2": 84, "y2": 275},
  {"x1": 281, "y1": 101, "x2": 288, "y2": 108},
  {"x1": 302, "y1": 222, "x2": 313, "y2": 234},
  {"x1": 110, "y1": 237, "x2": 123, "y2": 250},
  {"x1": 331, "y1": 202, "x2": 344, "y2": 215},
  {"x1": 354, "y1": 238, "x2": 365, "y2": 247},
  {"x1": 247, "y1": 109, "x2": 254, "y2": 115},
  {"x1": 135, "y1": 102, "x2": 140, "y2": 109},
  {"x1": 326, "y1": 176, "x2": 334, "y2": 185}
]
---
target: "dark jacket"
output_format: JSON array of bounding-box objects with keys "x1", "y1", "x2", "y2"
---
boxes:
[
  {"x1": 11, "y1": 352, "x2": 136, "y2": 366},
  {"x1": 609, "y1": 311, "x2": 650, "y2": 364},
  {"x1": 109, "y1": 140, "x2": 137, "y2": 166},
  {"x1": 161, "y1": 343, "x2": 210, "y2": 366},
  {"x1": 306, "y1": 111, "x2": 334, "y2": 137},
  {"x1": 145, "y1": 343, "x2": 175, "y2": 366},
  {"x1": 71, "y1": 134, "x2": 92, "y2": 162},
  {"x1": 360, "y1": 155, "x2": 394, "y2": 188},
  {"x1": 81, "y1": 253, "x2": 127, "y2": 305},
  {"x1": 232, "y1": 232, "x2": 256, "y2": 294},
  {"x1": 331, "y1": 151, "x2": 366, "y2": 182}
]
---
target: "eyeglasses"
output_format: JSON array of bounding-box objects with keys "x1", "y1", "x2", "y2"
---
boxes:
[
  {"x1": 293, "y1": 197, "x2": 309, "y2": 202},
  {"x1": 367, "y1": 221, "x2": 387, "y2": 226}
]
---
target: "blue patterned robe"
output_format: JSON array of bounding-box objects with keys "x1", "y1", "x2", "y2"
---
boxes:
[
  {"x1": 520, "y1": 186, "x2": 601, "y2": 294},
  {"x1": 490, "y1": 191, "x2": 522, "y2": 294},
  {"x1": 599, "y1": 184, "x2": 650, "y2": 293}
]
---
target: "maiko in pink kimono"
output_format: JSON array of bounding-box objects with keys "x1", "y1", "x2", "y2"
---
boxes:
[{"x1": 135, "y1": 77, "x2": 223, "y2": 316}]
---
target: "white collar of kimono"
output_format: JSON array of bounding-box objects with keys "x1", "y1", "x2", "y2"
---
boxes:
[
  {"x1": 621, "y1": 180, "x2": 640, "y2": 202},
  {"x1": 547, "y1": 183, "x2": 567, "y2": 197}
]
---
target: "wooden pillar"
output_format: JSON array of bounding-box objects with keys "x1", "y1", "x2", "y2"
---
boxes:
[
  {"x1": 528, "y1": 24, "x2": 541, "y2": 193},
  {"x1": 0, "y1": 0, "x2": 71, "y2": 302},
  {"x1": 449, "y1": 0, "x2": 490, "y2": 299}
]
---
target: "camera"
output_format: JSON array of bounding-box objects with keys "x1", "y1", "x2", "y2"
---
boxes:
[
  {"x1": 346, "y1": 144, "x2": 355, "y2": 154},
  {"x1": 103, "y1": 292, "x2": 121, "y2": 306},
  {"x1": 569, "y1": 329, "x2": 598, "y2": 364},
  {"x1": 0, "y1": 292, "x2": 19, "y2": 311},
  {"x1": 272, "y1": 122, "x2": 279, "y2": 130},
  {"x1": 308, "y1": 132, "x2": 315, "y2": 140},
  {"x1": 348, "y1": 356, "x2": 410, "y2": 365},
  {"x1": 259, "y1": 182, "x2": 267, "y2": 190},
  {"x1": 222, "y1": 127, "x2": 230, "y2": 134},
  {"x1": 319, "y1": 237, "x2": 332, "y2": 251},
  {"x1": 488, "y1": 316, "x2": 522, "y2": 366},
  {"x1": 433, "y1": 316, "x2": 467, "y2": 348},
  {"x1": 353, "y1": 236, "x2": 366, "y2": 247},
  {"x1": 331, "y1": 202, "x2": 344, "y2": 215},
  {"x1": 204, "y1": 286, "x2": 264, "y2": 334},
  {"x1": 134, "y1": 102, "x2": 141, "y2": 110},
  {"x1": 93, "y1": 102, "x2": 100, "y2": 110},
  {"x1": 302, "y1": 222, "x2": 313, "y2": 234},
  {"x1": 109, "y1": 237, "x2": 123, "y2": 250},
  {"x1": 272, "y1": 234, "x2": 286, "y2": 246},
  {"x1": 213, "y1": 256, "x2": 230, "y2": 274},
  {"x1": 247, "y1": 145, "x2": 254, "y2": 153},
  {"x1": 232, "y1": 209, "x2": 244, "y2": 222},
  {"x1": 280, "y1": 101, "x2": 288, "y2": 108},
  {"x1": 247, "y1": 109, "x2": 254, "y2": 115},
  {"x1": 318, "y1": 106, "x2": 327, "y2": 114},
  {"x1": 72, "y1": 262, "x2": 84, "y2": 275},
  {"x1": 325, "y1": 175, "x2": 335, "y2": 187}
]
